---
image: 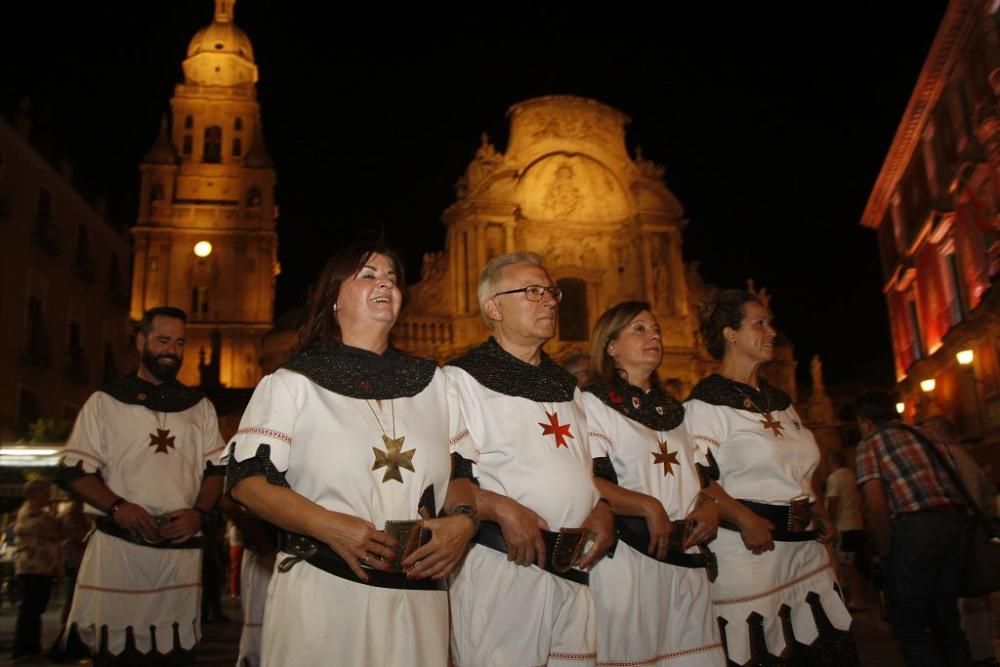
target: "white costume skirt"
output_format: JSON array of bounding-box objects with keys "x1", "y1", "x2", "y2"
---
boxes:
[
  {"x1": 591, "y1": 541, "x2": 726, "y2": 666},
  {"x1": 238, "y1": 550, "x2": 274, "y2": 667},
  {"x1": 709, "y1": 530, "x2": 852, "y2": 665},
  {"x1": 68, "y1": 530, "x2": 202, "y2": 656},
  {"x1": 261, "y1": 556, "x2": 448, "y2": 666},
  {"x1": 450, "y1": 544, "x2": 596, "y2": 667}
]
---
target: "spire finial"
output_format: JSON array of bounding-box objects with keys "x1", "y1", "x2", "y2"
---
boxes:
[{"x1": 214, "y1": 0, "x2": 236, "y2": 23}]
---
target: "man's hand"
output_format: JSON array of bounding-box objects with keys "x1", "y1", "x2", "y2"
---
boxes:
[
  {"x1": 160, "y1": 509, "x2": 203, "y2": 543},
  {"x1": 403, "y1": 515, "x2": 477, "y2": 580},
  {"x1": 494, "y1": 496, "x2": 549, "y2": 568},
  {"x1": 113, "y1": 502, "x2": 159, "y2": 542},
  {"x1": 575, "y1": 500, "x2": 615, "y2": 570}
]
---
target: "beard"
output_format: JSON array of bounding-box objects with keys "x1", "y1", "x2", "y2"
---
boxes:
[{"x1": 141, "y1": 348, "x2": 182, "y2": 382}]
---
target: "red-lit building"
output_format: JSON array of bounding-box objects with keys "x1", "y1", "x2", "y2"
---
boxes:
[{"x1": 862, "y1": 0, "x2": 1000, "y2": 470}]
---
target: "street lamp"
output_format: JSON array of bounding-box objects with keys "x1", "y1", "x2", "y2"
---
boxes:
[
  {"x1": 957, "y1": 349, "x2": 974, "y2": 366},
  {"x1": 193, "y1": 241, "x2": 213, "y2": 258},
  {"x1": 896, "y1": 402, "x2": 905, "y2": 414},
  {"x1": 920, "y1": 379, "x2": 936, "y2": 392}
]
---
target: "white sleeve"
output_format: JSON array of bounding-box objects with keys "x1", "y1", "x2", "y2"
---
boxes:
[
  {"x1": 199, "y1": 399, "x2": 226, "y2": 466},
  {"x1": 221, "y1": 372, "x2": 299, "y2": 473},
  {"x1": 683, "y1": 399, "x2": 728, "y2": 460},
  {"x1": 61, "y1": 392, "x2": 108, "y2": 474},
  {"x1": 442, "y1": 366, "x2": 483, "y2": 464},
  {"x1": 581, "y1": 393, "x2": 614, "y2": 458}
]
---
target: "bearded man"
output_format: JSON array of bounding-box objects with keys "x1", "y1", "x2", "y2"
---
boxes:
[{"x1": 60, "y1": 307, "x2": 225, "y2": 664}]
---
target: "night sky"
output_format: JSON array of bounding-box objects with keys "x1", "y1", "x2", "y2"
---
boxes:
[{"x1": 0, "y1": 2, "x2": 949, "y2": 388}]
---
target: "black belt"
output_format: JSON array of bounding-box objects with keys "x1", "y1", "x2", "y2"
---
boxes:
[
  {"x1": 474, "y1": 521, "x2": 590, "y2": 586},
  {"x1": 614, "y1": 516, "x2": 718, "y2": 581},
  {"x1": 276, "y1": 531, "x2": 446, "y2": 591},
  {"x1": 719, "y1": 500, "x2": 819, "y2": 542},
  {"x1": 95, "y1": 517, "x2": 204, "y2": 549}
]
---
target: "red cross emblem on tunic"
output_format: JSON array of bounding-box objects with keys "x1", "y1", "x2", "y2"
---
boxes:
[
  {"x1": 760, "y1": 413, "x2": 784, "y2": 438},
  {"x1": 148, "y1": 428, "x2": 175, "y2": 454},
  {"x1": 538, "y1": 412, "x2": 574, "y2": 448}
]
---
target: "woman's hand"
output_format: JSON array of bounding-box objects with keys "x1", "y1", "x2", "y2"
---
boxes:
[
  {"x1": 642, "y1": 497, "x2": 673, "y2": 561},
  {"x1": 683, "y1": 495, "x2": 720, "y2": 550},
  {"x1": 738, "y1": 512, "x2": 774, "y2": 555},
  {"x1": 576, "y1": 500, "x2": 615, "y2": 570},
  {"x1": 494, "y1": 496, "x2": 549, "y2": 568},
  {"x1": 403, "y1": 515, "x2": 477, "y2": 580},
  {"x1": 812, "y1": 502, "x2": 838, "y2": 545},
  {"x1": 319, "y1": 512, "x2": 399, "y2": 581}
]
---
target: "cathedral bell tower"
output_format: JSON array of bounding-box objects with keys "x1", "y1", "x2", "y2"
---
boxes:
[{"x1": 130, "y1": 0, "x2": 278, "y2": 388}]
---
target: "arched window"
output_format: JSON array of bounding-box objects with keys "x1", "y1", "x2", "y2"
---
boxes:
[
  {"x1": 184, "y1": 115, "x2": 193, "y2": 129},
  {"x1": 234, "y1": 117, "x2": 243, "y2": 131},
  {"x1": 191, "y1": 286, "x2": 210, "y2": 318},
  {"x1": 246, "y1": 186, "x2": 262, "y2": 207},
  {"x1": 203, "y1": 126, "x2": 222, "y2": 163},
  {"x1": 232, "y1": 138, "x2": 242, "y2": 157},
  {"x1": 149, "y1": 183, "x2": 164, "y2": 203},
  {"x1": 557, "y1": 278, "x2": 588, "y2": 342}
]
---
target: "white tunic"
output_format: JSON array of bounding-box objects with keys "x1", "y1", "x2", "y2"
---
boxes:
[
  {"x1": 684, "y1": 398, "x2": 851, "y2": 665},
  {"x1": 61, "y1": 390, "x2": 225, "y2": 656},
  {"x1": 584, "y1": 393, "x2": 726, "y2": 666},
  {"x1": 222, "y1": 367, "x2": 460, "y2": 667},
  {"x1": 445, "y1": 365, "x2": 599, "y2": 667}
]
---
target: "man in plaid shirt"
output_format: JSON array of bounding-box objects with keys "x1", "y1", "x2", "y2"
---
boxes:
[{"x1": 854, "y1": 391, "x2": 972, "y2": 667}]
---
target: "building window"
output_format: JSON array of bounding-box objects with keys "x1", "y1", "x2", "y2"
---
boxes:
[
  {"x1": 23, "y1": 296, "x2": 51, "y2": 367},
  {"x1": 943, "y1": 251, "x2": 967, "y2": 325},
  {"x1": 557, "y1": 278, "x2": 588, "y2": 342},
  {"x1": 182, "y1": 135, "x2": 193, "y2": 155},
  {"x1": 74, "y1": 224, "x2": 96, "y2": 281},
  {"x1": 246, "y1": 185, "x2": 262, "y2": 207},
  {"x1": 17, "y1": 389, "x2": 41, "y2": 436},
  {"x1": 203, "y1": 126, "x2": 222, "y2": 163},
  {"x1": 150, "y1": 183, "x2": 164, "y2": 203},
  {"x1": 232, "y1": 138, "x2": 242, "y2": 157},
  {"x1": 234, "y1": 117, "x2": 243, "y2": 131},
  {"x1": 184, "y1": 115, "x2": 193, "y2": 129},
  {"x1": 191, "y1": 286, "x2": 210, "y2": 317},
  {"x1": 906, "y1": 297, "x2": 924, "y2": 361},
  {"x1": 102, "y1": 342, "x2": 117, "y2": 384}
]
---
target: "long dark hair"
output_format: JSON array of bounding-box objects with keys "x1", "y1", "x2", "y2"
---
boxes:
[{"x1": 296, "y1": 243, "x2": 405, "y2": 352}]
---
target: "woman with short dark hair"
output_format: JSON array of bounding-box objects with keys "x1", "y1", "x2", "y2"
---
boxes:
[
  {"x1": 223, "y1": 243, "x2": 477, "y2": 665},
  {"x1": 685, "y1": 289, "x2": 857, "y2": 665}
]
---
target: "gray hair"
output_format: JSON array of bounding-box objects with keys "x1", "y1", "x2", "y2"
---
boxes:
[{"x1": 477, "y1": 252, "x2": 544, "y2": 326}]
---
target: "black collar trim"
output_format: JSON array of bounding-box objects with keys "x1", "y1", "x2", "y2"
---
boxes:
[
  {"x1": 282, "y1": 343, "x2": 436, "y2": 399},
  {"x1": 446, "y1": 338, "x2": 576, "y2": 402},
  {"x1": 685, "y1": 373, "x2": 791, "y2": 412},
  {"x1": 584, "y1": 376, "x2": 685, "y2": 432},
  {"x1": 98, "y1": 374, "x2": 204, "y2": 413}
]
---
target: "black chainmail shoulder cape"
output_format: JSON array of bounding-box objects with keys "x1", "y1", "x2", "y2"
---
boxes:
[
  {"x1": 446, "y1": 337, "x2": 576, "y2": 402},
  {"x1": 584, "y1": 376, "x2": 685, "y2": 432},
  {"x1": 98, "y1": 374, "x2": 204, "y2": 413},
  {"x1": 282, "y1": 343, "x2": 436, "y2": 399},
  {"x1": 685, "y1": 373, "x2": 791, "y2": 412}
]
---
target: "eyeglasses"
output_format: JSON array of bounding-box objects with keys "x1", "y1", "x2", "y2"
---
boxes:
[{"x1": 493, "y1": 285, "x2": 563, "y2": 303}]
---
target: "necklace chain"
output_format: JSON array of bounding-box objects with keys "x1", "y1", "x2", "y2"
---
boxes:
[
  {"x1": 365, "y1": 400, "x2": 396, "y2": 438},
  {"x1": 731, "y1": 382, "x2": 772, "y2": 416}
]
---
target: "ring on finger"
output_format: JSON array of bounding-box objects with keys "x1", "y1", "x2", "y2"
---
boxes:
[{"x1": 361, "y1": 553, "x2": 371, "y2": 563}]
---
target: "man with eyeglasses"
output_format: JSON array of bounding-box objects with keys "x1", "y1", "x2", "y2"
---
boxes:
[{"x1": 445, "y1": 252, "x2": 615, "y2": 667}]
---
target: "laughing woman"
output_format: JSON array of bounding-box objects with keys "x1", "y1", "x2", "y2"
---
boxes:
[
  {"x1": 684, "y1": 289, "x2": 857, "y2": 666},
  {"x1": 222, "y1": 244, "x2": 477, "y2": 666},
  {"x1": 584, "y1": 302, "x2": 726, "y2": 666}
]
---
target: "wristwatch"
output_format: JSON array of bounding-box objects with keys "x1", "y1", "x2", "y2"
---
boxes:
[{"x1": 450, "y1": 504, "x2": 480, "y2": 533}]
